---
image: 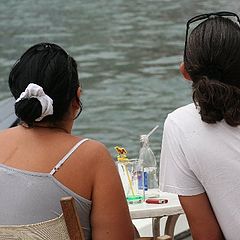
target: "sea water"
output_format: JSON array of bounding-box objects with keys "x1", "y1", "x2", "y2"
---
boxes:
[{"x1": 0, "y1": 0, "x2": 240, "y2": 156}]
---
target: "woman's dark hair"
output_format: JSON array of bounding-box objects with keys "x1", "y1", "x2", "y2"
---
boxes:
[
  {"x1": 9, "y1": 43, "x2": 81, "y2": 126},
  {"x1": 185, "y1": 17, "x2": 240, "y2": 126}
]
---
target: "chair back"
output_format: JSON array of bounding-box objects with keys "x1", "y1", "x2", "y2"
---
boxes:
[
  {"x1": 0, "y1": 196, "x2": 85, "y2": 240},
  {"x1": 0, "y1": 196, "x2": 171, "y2": 240}
]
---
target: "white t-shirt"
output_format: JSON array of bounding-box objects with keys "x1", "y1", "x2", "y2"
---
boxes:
[{"x1": 160, "y1": 103, "x2": 240, "y2": 240}]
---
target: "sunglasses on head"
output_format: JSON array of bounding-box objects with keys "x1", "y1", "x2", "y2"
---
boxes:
[{"x1": 184, "y1": 11, "x2": 240, "y2": 61}]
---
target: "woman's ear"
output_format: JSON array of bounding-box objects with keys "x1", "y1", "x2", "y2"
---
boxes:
[
  {"x1": 72, "y1": 87, "x2": 81, "y2": 108},
  {"x1": 180, "y1": 62, "x2": 192, "y2": 81}
]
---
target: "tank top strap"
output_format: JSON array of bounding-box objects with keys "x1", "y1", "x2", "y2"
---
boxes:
[{"x1": 50, "y1": 138, "x2": 89, "y2": 175}]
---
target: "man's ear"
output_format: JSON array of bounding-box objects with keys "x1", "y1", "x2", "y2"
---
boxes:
[
  {"x1": 76, "y1": 86, "x2": 81, "y2": 99},
  {"x1": 180, "y1": 62, "x2": 192, "y2": 81}
]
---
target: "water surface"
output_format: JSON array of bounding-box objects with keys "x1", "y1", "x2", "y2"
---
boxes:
[{"x1": 1, "y1": 0, "x2": 240, "y2": 157}]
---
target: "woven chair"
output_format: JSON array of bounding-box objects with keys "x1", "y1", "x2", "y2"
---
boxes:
[
  {"x1": 0, "y1": 196, "x2": 83, "y2": 240},
  {"x1": 0, "y1": 196, "x2": 171, "y2": 240}
]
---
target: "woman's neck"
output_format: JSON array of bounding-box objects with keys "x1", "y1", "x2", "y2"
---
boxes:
[{"x1": 21, "y1": 121, "x2": 72, "y2": 134}]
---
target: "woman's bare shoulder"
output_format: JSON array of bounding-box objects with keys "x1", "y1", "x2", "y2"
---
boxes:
[
  {"x1": 77, "y1": 139, "x2": 113, "y2": 165},
  {"x1": 0, "y1": 126, "x2": 20, "y2": 143},
  {"x1": 82, "y1": 139, "x2": 109, "y2": 152}
]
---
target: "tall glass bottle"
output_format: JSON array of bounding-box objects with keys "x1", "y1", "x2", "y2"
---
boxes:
[{"x1": 138, "y1": 134, "x2": 159, "y2": 199}]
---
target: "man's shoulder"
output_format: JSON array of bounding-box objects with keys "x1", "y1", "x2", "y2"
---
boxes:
[{"x1": 168, "y1": 103, "x2": 198, "y2": 122}]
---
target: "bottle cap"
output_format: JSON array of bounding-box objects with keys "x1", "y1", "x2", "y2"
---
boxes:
[{"x1": 140, "y1": 134, "x2": 149, "y2": 143}]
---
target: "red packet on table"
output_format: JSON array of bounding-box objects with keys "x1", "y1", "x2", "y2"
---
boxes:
[{"x1": 146, "y1": 198, "x2": 168, "y2": 204}]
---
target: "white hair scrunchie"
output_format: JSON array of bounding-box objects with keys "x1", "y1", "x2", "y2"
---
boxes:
[{"x1": 16, "y1": 83, "x2": 53, "y2": 121}]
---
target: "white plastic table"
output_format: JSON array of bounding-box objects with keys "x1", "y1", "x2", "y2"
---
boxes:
[{"x1": 129, "y1": 191, "x2": 184, "y2": 238}]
